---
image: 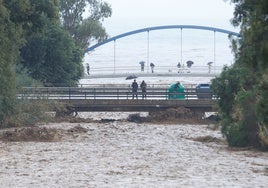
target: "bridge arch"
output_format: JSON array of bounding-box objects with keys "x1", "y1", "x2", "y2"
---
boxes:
[{"x1": 86, "y1": 25, "x2": 240, "y2": 52}]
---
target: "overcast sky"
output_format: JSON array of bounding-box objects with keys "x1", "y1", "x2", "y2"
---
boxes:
[{"x1": 102, "y1": 0, "x2": 237, "y2": 34}]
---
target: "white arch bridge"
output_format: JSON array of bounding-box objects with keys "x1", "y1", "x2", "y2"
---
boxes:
[{"x1": 85, "y1": 25, "x2": 240, "y2": 77}]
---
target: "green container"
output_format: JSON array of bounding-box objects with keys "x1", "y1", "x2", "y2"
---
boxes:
[{"x1": 168, "y1": 83, "x2": 185, "y2": 99}]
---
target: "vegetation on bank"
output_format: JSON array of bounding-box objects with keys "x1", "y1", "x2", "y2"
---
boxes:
[
  {"x1": 0, "y1": 0, "x2": 111, "y2": 127},
  {"x1": 211, "y1": 0, "x2": 268, "y2": 150}
]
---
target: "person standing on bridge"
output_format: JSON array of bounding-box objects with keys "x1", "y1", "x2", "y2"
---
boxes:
[
  {"x1": 186, "y1": 60, "x2": 194, "y2": 73},
  {"x1": 207, "y1": 62, "x2": 213, "y2": 73},
  {"x1": 86, "y1": 63, "x2": 90, "y2": 75},
  {"x1": 140, "y1": 80, "x2": 147, "y2": 99},
  {"x1": 131, "y1": 79, "x2": 138, "y2": 99},
  {"x1": 150, "y1": 62, "x2": 155, "y2": 73},
  {"x1": 177, "y1": 62, "x2": 181, "y2": 73},
  {"x1": 139, "y1": 61, "x2": 145, "y2": 72}
]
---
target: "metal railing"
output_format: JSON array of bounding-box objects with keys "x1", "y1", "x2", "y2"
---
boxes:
[
  {"x1": 84, "y1": 65, "x2": 224, "y2": 76},
  {"x1": 18, "y1": 86, "x2": 214, "y2": 101}
]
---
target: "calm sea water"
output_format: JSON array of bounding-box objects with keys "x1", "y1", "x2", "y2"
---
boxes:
[{"x1": 83, "y1": 23, "x2": 237, "y2": 75}]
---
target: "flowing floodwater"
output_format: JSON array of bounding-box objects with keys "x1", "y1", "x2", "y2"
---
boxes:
[{"x1": 0, "y1": 120, "x2": 267, "y2": 187}]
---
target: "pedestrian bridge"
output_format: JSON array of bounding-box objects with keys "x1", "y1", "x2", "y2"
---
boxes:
[
  {"x1": 86, "y1": 25, "x2": 240, "y2": 52},
  {"x1": 19, "y1": 85, "x2": 216, "y2": 114},
  {"x1": 84, "y1": 25, "x2": 240, "y2": 77},
  {"x1": 83, "y1": 68, "x2": 220, "y2": 79}
]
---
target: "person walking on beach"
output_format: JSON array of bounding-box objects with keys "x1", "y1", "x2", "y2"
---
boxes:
[
  {"x1": 140, "y1": 80, "x2": 147, "y2": 99},
  {"x1": 131, "y1": 79, "x2": 138, "y2": 99},
  {"x1": 150, "y1": 62, "x2": 155, "y2": 73}
]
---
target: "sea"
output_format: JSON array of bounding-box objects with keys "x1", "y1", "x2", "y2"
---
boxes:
[{"x1": 83, "y1": 19, "x2": 239, "y2": 76}]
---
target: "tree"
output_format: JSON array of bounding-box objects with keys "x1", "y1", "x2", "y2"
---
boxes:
[
  {"x1": 4, "y1": 0, "x2": 84, "y2": 86},
  {"x1": 20, "y1": 24, "x2": 83, "y2": 86},
  {"x1": 59, "y1": 0, "x2": 112, "y2": 50},
  {"x1": 0, "y1": 0, "x2": 23, "y2": 126},
  {"x1": 212, "y1": 0, "x2": 268, "y2": 149},
  {"x1": 0, "y1": 0, "x2": 84, "y2": 127},
  {"x1": 3, "y1": 0, "x2": 60, "y2": 36}
]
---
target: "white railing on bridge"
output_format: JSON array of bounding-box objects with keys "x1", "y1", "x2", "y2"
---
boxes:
[{"x1": 84, "y1": 65, "x2": 223, "y2": 78}]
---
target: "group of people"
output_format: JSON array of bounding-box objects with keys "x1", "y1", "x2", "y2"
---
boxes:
[
  {"x1": 139, "y1": 61, "x2": 155, "y2": 73},
  {"x1": 177, "y1": 61, "x2": 214, "y2": 73},
  {"x1": 131, "y1": 79, "x2": 147, "y2": 99},
  {"x1": 86, "y1": 60, "x2": 214, "y2": 75},
  {"x1": 177, "y1": 61, "x2": 194, "y2": 73}
]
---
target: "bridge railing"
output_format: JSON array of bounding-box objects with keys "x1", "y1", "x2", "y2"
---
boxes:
[
  {"x1": 85, "y1": 65, "x2": 224, "y2": 75},
  {"x1": 77, "y1": 83, "x2": 197, "y2": 89},
  {"x1": 18, "y1": 87, "x2": 215, "y2": 100}
]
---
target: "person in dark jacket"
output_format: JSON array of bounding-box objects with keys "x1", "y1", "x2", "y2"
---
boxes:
[
  {"x1": 150, "y1": 63, "x2": 155, "y2": 73},
  {"x1": 140, "y1": 80, "x2": 147, "y2": 99},
  {"x1": 139, "y1": 61, "x2": 145, "y2": 72},
  {"x1": 86, "y1": 63, "x2": 90, "y2": 75},
  {"x1": 131, "y1": 79, "x2": 138, "y2": 99},
  {"x1": 177, "y1": 62, "x2": 181, "y2": 73}
]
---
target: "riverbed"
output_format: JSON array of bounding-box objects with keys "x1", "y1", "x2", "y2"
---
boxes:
[{"x1": 0, "y1": 119, "x2": 267, "y2": 187}]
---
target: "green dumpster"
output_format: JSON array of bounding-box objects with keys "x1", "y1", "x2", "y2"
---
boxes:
[{"x1": 168, "y1": 82, "x2": 185, "y2": 99}]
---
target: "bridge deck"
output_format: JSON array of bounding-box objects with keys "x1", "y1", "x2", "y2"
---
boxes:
[
  {"x1": 83, "y1": 72, "x2": 219, "y2": 79},
  {"x1": 58, "y1": 99, "x2": 216, "y2": 112}
]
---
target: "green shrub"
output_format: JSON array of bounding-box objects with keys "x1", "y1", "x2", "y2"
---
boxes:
[
  {"x1": 222, "y1": 122, "x2": 248, "y2": 147},
  {"x1": 1, "y1": 99, "x2": 52, "y2": 128}
]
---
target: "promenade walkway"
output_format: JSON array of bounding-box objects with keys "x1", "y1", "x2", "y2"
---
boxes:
[{"x1": 83, "y1": 65, "x2": 221, "y2": 79}]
